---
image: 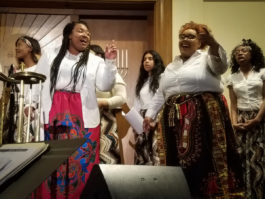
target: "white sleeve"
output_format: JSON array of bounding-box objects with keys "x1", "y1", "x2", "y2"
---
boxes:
[
  {"x1": 107, "y1": 82, "x2": 127, "y2": 109},
  {"x1": 145, "y1": 77, "x2": 165, "y2": 119},
  {"x1": 207, "y1": 45, "x2": 228, "y2": 75},
  {"x1": 96, "y1": 58, "x2": 117, "y2": 92},
  {"x1": 133, "y1": 94, "x2": 141, "y2": 113}
]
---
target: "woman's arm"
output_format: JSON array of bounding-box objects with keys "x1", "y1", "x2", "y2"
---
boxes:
[
  {"x1": 98, "y1": 82, "x2": 127, "y2": 109},
  {"x1": 200, "y1": 30, "x2": 228, "y2": 75},
  {"x1": 96, "y1": 42, "x2": 117, "y2": 91},
  {"x1": 243, "y1": 81, "x2": 265, "y2": 129},
  {"x1": 228, "y1": 85, "x2": 245, "y2": 131}
]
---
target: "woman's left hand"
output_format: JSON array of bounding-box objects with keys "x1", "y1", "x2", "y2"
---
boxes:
[
  {"x1": 105, "y1": 40, "x2": 117, "y2": 59},
  {"x1": 199, "y1": 28, "x2": 218, "y2": 48},
  {"x1": 242, "y1": 118, "x2": 260, "y2": 130}
]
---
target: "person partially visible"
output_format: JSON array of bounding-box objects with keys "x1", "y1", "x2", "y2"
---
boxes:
[
  {"x1": 226, "y1": 39, "x2": 265, "y2": 199},
  {"x1": 30, "y1": 21, "x2": 117, "y2": 199},
  {"x1": 14, "y1": 35, "x2": 42, "y2": 142},
  {"x1": 91, "y1": 44, "x2": 127, "y2": 164},
  {"x1": 143, "y1": 21, "x2": 245, "y2": 198},
  {"x1": 133, "y1": 50, "x2": 165, "y2": 165},
  {"x1": 90, "y1": 44, "x2": 105, "y2": 59},
  {"x1": 15, "y1": 35, "x2": 41, "y2": 72}
]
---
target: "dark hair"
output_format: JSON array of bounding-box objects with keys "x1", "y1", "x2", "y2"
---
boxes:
[
  {"x1": 179, "y1": 21, "x2": 212, "y2": 50},
  {"x1": 230, "y1": 39, "x2": 265, "y2": 73},
  {"x1": 15, "y1": 35, "x2": 41, "y2": 65},
  {"x1": 50, "y1": 21, "x2": 90, "y2": 95},
  {"x1": 90, "y1": 44, "x2": 105, "y2": 59},
  {"x1": 135, "y1": 50, "x2": 165, "y2": 97}
]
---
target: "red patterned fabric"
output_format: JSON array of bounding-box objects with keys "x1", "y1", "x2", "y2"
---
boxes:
[
  {"x1": 160, "y1": 92, "x2": 245, "y2": 198},
  {"x1": 32, "y1": 91, "x2": 100, "y2": 199}
]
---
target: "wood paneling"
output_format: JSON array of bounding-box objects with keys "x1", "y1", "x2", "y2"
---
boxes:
[
  {"x1": 0, "y1": 0, "x2": 172, "y2": 65},
  {"x1": 154, "y1": 0, "x2": 172, "y2": 65}
]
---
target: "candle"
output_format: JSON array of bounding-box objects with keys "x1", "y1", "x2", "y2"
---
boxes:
[
  {"x1": 117, "y1": 49, "x2": 119, "y2": 68},
  {"x1": 121, "y1": 49, "x2": 124, "y2": 69},
  {"x1": 125, "y1": 49, "x2": 128, "y2": 69}
]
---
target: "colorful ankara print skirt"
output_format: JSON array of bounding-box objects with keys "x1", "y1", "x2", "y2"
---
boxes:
[
  {"x1": 237, "y1": 110, "x2": 265, "y2": 199},
  {"x1": 33, "y1": 91, "x2": 100, "y2": 199},
  {"x1": 160, "y1": 92, "x2": 245, "y2": 199},
  {"x1": 99, "y1": 109, "x2": 120, "y2": 164}
]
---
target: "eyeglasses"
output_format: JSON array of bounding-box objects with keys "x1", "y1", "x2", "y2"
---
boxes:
[
  {"x1": 234, "y1": 47, "x2": 251, "y2": 55},
  {"x1": 179, "y1": 34, "x2": 197, "y2": 40}
]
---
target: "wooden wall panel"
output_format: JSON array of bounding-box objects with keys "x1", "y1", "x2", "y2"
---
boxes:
[
  {"x1": 19, "y1": 14, "x2": 37, "y2": 35},
  {"x1": 27, "y1": 15, "x2": 49, "y2": 38},
  {"x1": 11, "y1": 14, "x2": 25, "y2": 35},
  {"x1": 39, "y1": 16, "x2": 70, "y2": 49},
  {"x1": 0, "y1": 14, "x2": 7, "y2": 49}
]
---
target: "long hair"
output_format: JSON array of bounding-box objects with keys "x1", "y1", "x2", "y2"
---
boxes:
[
  {"x1": 15, "y1": 35, "x2": 41, "y2": 66},
  {"x1": 135, "y1": 50, "x2": 165, "y2": 97},
  {"x1": 50, "y1": 21, "x2": 90, "y2": 95},
  {"x1": 230, "y1": 39, "x2": 265, "y2": 74}
]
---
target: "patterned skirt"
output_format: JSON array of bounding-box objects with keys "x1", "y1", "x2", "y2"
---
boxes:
[
  {"x1": 99, "y1": 109, "x2": 120, "y2": 164},
  {"x1": 160, "y1": 92, "x2": 245, "y2": 198},
  {"x1": 134, "y1": 109, "x2": 160, "y2": 165},
  {"x1": 33, "y1": 91, "x2": 100, "y2": 199},
  {"x1": 237, "y1": 110, "x2": 265, "y2": 199}
]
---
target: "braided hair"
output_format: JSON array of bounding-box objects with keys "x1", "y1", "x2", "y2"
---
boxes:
[{"x1": 50, "y1": 21, "x2": 90, "y2": 95}]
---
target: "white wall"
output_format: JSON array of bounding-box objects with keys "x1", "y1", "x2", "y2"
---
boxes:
[{"x1": 172, "y1": 0, "x2": 265, "y2": 102}]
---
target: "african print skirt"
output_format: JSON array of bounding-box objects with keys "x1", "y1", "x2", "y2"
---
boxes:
[
  {"x1": 160, "y1": 92, "x2": 245, "y2": 199},
  {"x1": 237, "y1": 110, "x2": 265, "y2": 199},
  {"x1": 32, "y1": 90, "x2": 100, "y2": 199}
]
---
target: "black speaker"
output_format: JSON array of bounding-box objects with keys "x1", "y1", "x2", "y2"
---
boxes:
[{"x1": 81, "y1": 164, "x2": 191, "y2": 199}]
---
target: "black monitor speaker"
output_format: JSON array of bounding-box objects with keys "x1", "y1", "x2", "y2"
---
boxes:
[{"x1": 80, "y1": 164, "x2": 191, "y2": 199}]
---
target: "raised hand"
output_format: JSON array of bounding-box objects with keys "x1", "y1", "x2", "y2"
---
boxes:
[
  {"x1": 105, "y1": 40, "x2": 117, "y2": 60},
  {"x1": 199, "y1": 28, "x2": 219, "y2": 56},
  {"x1": 200, "y1": 28, "x2": 217, "y2": 46}
]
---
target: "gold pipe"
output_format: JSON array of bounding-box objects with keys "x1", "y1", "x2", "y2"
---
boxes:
[
  {"x1": 35, "y1": 80, "x2": 42, "y2": 142},
  {"x1": 0, "y1": 83, "x2": 6, "y2": 146},
  {"x1": 17, "y1": 79, "x2": 24, "y2": 143},
  {"x1": 17, "y1": 63, "x2": 25, "y2": 143}
]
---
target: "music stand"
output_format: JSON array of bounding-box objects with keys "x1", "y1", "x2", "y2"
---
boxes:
[{"x1": 0, "y1": 138, "x2": 86, "y2": 199}]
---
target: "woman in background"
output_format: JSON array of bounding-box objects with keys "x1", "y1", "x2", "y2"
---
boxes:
[
  {"x1": 91, "y1": 44, "x2": 127, "y2": 164},
  {"x1": 227, "y1": 39, "x2": 265, "y2": 199},
  {"x1": 0, "y1": 35, "x2": 40, "y2": 143},
  {"x1": 133, "y1": 50, "x2": 165, "y2": 165},
  {"x1": 15, "y1": 35, "x2": 41, "y2": 71},
  {"x1": 15, "y1": 35, "x2": 41, "y2": 142}
]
